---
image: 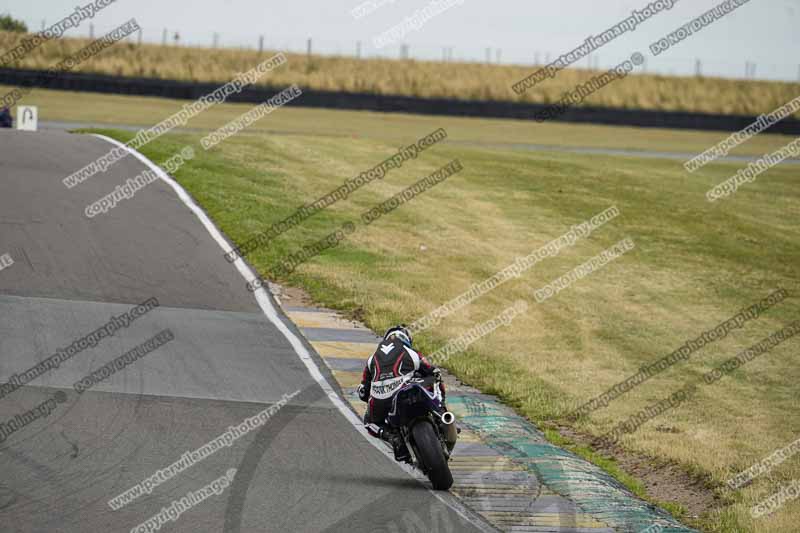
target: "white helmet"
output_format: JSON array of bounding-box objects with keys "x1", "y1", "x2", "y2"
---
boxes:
[{"x1": 383, "y1": 325, "x2": 412, "y2": 347}]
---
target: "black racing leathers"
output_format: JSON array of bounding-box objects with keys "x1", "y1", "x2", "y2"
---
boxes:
[{"x1": 359, "y1": 340, "x2": 441, "y2": 428}]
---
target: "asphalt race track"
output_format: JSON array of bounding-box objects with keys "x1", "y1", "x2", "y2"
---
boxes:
[
  {"x1": 37, "y1": 120, "x2": 800, "y2": 167},
  {"x1": 0, "y1": 130, "x2": 491, "y2": 532}
]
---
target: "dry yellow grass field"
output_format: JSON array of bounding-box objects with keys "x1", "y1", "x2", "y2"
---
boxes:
[{"x1": 2, "y1": 30, "x2": 799, "y2": 118}]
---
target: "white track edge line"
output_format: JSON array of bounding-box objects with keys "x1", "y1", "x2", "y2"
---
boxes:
[{"x1": 90, "y1": 134, "x2": 495, "y2": 533}]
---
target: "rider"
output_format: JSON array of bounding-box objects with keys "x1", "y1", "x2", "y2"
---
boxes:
[
  {"x1": 0, "y1": 107, "x2": 12, "y2": 128},
  {"x1": 358, "y1": 325, "x2": 444, "y2": 462}
]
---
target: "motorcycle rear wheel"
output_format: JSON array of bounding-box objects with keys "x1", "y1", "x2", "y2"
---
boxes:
[{"x1": 411, "y1": 420, "x2": 453, "y2": 490}]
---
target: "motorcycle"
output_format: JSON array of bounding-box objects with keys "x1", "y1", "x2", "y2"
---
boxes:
[{"x1": 367, "y1": 373, "x2": 458, "y2": 490}]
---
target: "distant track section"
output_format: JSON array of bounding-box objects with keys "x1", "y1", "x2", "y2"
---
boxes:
[{"x1": 3, "y1": 67, "x2": 800, "y2": 134}]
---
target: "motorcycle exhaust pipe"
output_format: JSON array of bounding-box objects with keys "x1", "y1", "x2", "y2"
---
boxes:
[
  {"x1": 437, "y1": 412, "x2": 458, "y2": 453},
  {"x1": 439, "y1": 411, "x2": 455, "y2": 425}
]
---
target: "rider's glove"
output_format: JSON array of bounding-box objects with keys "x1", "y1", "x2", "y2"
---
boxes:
[
  {"x1": 357, "y1": 384, "x2": 369, "y2": 402},
  {"x1": 432, "y1": 368, "x2": 442, "y2": 382}
]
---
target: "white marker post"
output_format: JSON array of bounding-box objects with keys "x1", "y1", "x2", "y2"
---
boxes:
[{"x1": 16, "y1": 106, "x2": 38, "y2": 131}]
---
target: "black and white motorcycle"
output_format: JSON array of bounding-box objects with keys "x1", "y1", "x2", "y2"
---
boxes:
[{"x1": 366, "y1": 372, "x2": 458, "y2": 490}]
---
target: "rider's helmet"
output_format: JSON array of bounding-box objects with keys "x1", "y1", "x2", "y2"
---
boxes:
[{"x1": 384, "y1": 325, "x2": 412, "y2": 347}]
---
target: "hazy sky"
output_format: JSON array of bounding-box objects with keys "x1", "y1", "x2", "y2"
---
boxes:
[{"x1": 4, "y1": 0, "x2": 800, "y2": 81}]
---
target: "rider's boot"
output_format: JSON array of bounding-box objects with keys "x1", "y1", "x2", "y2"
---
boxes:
[
  {"x1": 379, "y1": 427, "x2": 410, "y2": 462},
  {"x1": 364, "y1": 412, "x2": 411, "y2": 462}
]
